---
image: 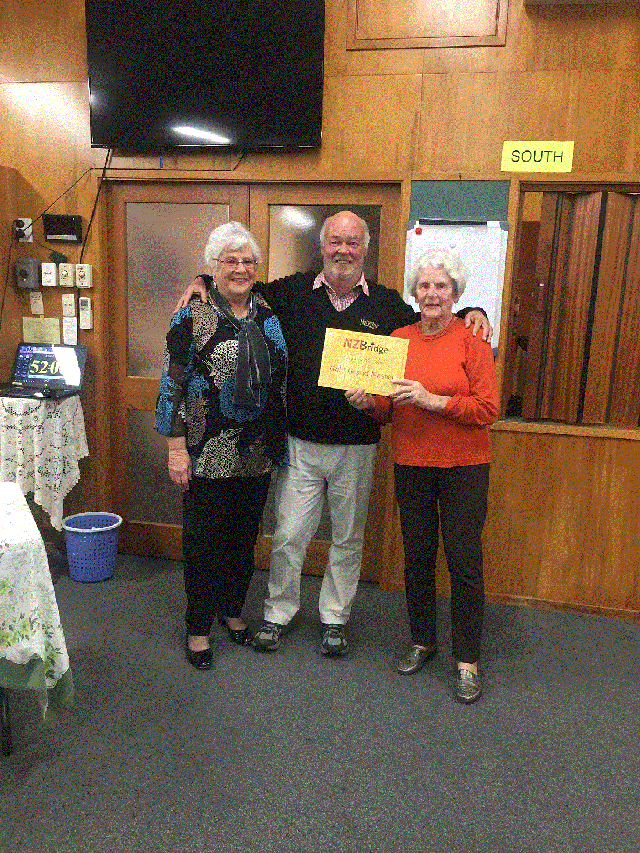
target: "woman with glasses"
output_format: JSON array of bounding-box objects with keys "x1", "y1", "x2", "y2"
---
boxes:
[{"x1": 156, "y1": 222, "x2": 288, "y2": 670}]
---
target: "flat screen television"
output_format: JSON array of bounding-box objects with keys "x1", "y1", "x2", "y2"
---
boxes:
[{"x1": 85, "y1": 0, "x2": 324, "y2": 150}]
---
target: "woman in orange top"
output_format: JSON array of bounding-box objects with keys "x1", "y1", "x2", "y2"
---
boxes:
[{"x1": 346, "y1": 248, "x2": 499, "y2": 704}]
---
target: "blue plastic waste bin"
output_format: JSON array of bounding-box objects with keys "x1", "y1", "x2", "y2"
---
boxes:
[{"x1": 62, "y1": 512, "x2": 122, "y2": 582}]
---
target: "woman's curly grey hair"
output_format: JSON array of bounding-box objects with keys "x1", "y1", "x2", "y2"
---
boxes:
[
  {"x1": 409, "y1": 246, "x2": 468, "y2": 299},
  {"x1": 204, "y1": 221, "x2": 262, "y2": 267}
]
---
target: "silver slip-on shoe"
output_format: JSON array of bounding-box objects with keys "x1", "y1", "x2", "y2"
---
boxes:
[
  {"x1": 455, "y1": 668, "x2": 482, "y2": 703},
  {"x1": 394, "y1": 643, "x2": 437, "y2": 674}
]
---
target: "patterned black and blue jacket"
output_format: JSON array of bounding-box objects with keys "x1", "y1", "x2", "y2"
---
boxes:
[{"x1": 156, "y1": 292, "x2": 288, "y2": 479}]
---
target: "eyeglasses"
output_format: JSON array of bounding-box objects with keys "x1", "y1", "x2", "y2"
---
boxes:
[{"x1": 216, "y1": 257, "x2": 258, "y2": 269}]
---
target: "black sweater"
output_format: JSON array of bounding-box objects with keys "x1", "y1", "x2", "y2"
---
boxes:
[{"x1": 201, "y1": 272, "x2": 480, "y2": 446}]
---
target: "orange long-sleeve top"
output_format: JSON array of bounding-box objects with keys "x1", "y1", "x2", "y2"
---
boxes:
[{"x1": 372, "y1": 317, "x2": 499, "y2": 467}]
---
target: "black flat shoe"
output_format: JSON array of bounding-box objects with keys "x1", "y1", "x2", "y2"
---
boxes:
[
  {"x1": 218, "y1": 616, "x2": 253, "y2": 646},
  {"x1": 455, "y1": 668, "x2": 481, "y2": 704},
  {"x1": 185, "y1": 639, "x2": 212, "y2": 670},
  {"x1": 394, "y1": 643, "x2": 437, "y2": 674}
]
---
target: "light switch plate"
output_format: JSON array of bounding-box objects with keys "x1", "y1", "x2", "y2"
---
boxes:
[
  {"x1": 61, "y1": 293, "x2": 76, "y2": 316},
  {"x1": 75, "y1": 263, "x2": 93, "y2": 288},
  {"x1": 30, "y1": 291, "x2": 44, "y2": 314},
  {"x1": 41, "y1": 262, "x2": 57, "y2": 286},
  {"x1": 59, "y1": 263, "x2": 75, "y2": 287}
]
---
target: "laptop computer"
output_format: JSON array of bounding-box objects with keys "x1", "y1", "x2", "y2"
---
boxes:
[{"x1": 0, "y1": 343, "x2": 88, "y2": 400}]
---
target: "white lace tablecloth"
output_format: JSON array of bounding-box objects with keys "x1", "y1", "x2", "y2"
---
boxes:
[
  {"x1": 0, "y1": 482, "x2": 73, "y2": 720},
  {"x1": 0, "y1": 395, "x2": 89, "y2": 530}
]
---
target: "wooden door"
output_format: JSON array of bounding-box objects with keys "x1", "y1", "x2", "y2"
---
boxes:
[
  {"x1": 106, "y1": 181, "x2": 249, "y2": 558},
  {"x1": 248, "y1": 183, "x2": 403, "y2": 583},
  {"x1": 521, "y1": 190, "x2": 640, "y2": 426}
]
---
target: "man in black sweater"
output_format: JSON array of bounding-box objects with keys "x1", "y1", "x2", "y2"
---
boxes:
[{"x1": 177, "y1": 211, "x2": 489, "y2": 656}]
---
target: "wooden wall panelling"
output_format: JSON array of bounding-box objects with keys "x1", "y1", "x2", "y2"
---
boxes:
[
  {"x1": 324, "y1": 0, "x2": 423, "y2": 76},
  {"x1": 377, "y1": 177, "x2": 414, "y2": 593},
  {"x1": 0, "y1": 166, "x2": 21, "y2": 382},
  {"x1": 347, "y1": 0, "x2": 508, "y2": 49},
  {"x1": 512, "y1": 223, "x2": 541, "y2": 339},
  {"x1": 2, "y1": 87, "x2": 95, "y2": 186},
  {"x1": 0, "y1": 80, "x2": 104, "y2": 515},
  {"x1": 539, "y1": 194, "x2": 573, "y2": 419},
  {"x1": 551, "y1": 192, "x2": 601, "y2": 423},
  {"x1": 608, "y1": 200, "x2": 640, "y2": 426},
  {"x1": 546, "y1": 193, "x2": 603, "y2": 423},
  {"x1": 582, "y1": 192, "x2": 635, "y2": 424},
  {"x1": 1, "y1": 0, "x2": 640, "y2": 181},
  {"x1": 501, "y1": 219, "x2": 539, "y2": 412},
  {"x1": 521, "y1": 192, "x2": 560, "y2": 418},
  {"x1": 85, "y1": 171, "x2": 113, "y2": 514},
  {"x1": 505, "y1": 4, "x2": 640, "y2": 74},
  {"x1": 0, "y1": 0, "x2": 86, "y2": 83},
  {"x1": 484, "y1": 429, "x2": 547, "y2": 599},
  {"x1": 52, "y1": 165, "x2": 110, "y2": 516},
  {"x1": 486, "y1": 425, "x2": 640, "y2": 616},
  {"x1": 566, "y1": 71, "x2": 640, "y2": 175},
  {"x1": 492, "y1": 176, "x2": 521, "y2": 395},
  {"x1": 419, "y1": 4, "x2": 640, "y2": 74},
  {"x1": 417, "y1": 71, "x2": 640, "y2": 176},
  {"x1": 318, "y1": 74, "x2": 424, "y2": 176},
  {"x1": 0, "y1": 0, "x2": 639, "y2": 615},
  {"x1": 499, "y1": 190, "x2": 525, "y2": 412}
]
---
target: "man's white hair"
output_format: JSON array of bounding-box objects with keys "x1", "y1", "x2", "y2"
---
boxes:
[{"x1": 319, "y1": 212, "x2": 370, "y2": 248}]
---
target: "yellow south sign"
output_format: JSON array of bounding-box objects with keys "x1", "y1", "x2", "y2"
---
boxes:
[{"x1": 501, "y1": 141, "x2": 574, "y2": 173}]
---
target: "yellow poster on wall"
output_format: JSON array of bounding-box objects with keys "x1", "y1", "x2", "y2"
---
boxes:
[
  {"x1": 318, "y1": 329, "x2": 409, "y2": 396},
  {"x1": 22, "y1": 317, "x2": 61, "y2": 344}
]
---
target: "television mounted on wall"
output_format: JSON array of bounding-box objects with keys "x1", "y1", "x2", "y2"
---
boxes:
[{"x1": 84, "y1": 0, "x2": 324, "y2": 150}]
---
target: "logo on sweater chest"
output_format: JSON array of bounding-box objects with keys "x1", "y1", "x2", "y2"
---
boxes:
[{"x1": 360, "y1": 319, "x2": 379, "y2": 330}]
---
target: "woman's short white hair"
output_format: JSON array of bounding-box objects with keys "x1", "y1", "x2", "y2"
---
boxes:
[
  {"x1": 409, "y1": 246, "x2": 468, "y2": 298},
  {"x1": 204, "y1": 221, "x2": 262, "y2": 267}
]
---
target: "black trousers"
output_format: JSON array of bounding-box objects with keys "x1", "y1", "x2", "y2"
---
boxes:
[
  {"x1": 182, "y1": 474, "x2": 271, "y2": 635},
  {"x1": 394, "y1": 463, "x2": 489, "y2": 663}
]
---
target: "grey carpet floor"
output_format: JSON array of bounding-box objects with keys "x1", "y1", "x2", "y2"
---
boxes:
[{"x1": 2, "y1": 556, "x2": 640, "y2": 853}]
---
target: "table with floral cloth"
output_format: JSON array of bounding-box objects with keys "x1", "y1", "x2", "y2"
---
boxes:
[
  {"x1": 0, "y1": 395, "x2": 88, "y2": 530},
  {"x1": 0, "y1": 482, "x2": 73, "y2": 754}
]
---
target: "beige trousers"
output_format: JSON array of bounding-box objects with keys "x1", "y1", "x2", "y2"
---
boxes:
[{"x1": 263, "y1": 436, "x2": 377, "y2": 626}]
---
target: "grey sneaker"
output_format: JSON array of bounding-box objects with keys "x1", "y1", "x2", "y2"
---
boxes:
[
  {"x1": 253, "y1": 621, "x2": 285, "y2": 652},
  {"x1": 320, "y1": 624, "x2": 348, "y2": 656},
  {"x1": 455, "y1": 668, "x2": 482, "y2": 704}
]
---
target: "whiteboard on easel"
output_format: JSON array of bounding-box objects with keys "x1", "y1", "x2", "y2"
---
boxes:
[{"x1": 403, "y1": 221, "x2": 508, "y2": 346}]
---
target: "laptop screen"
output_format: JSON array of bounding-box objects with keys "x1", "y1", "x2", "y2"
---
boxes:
[{"x1": 12, "y1": 343, "x2": 88, "y2": 390}]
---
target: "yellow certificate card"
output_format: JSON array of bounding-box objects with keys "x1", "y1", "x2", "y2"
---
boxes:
[{"x1": 318, "y1": 329, "x2": 408, "y2": 396}]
